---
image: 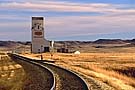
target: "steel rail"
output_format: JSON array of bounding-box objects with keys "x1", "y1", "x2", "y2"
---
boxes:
[
  {"x1": 8, "y1": 53, "x2": 56, "y2": 90},
  {"x1": 9, "y1": 53, "x2": 89, "y2": 90},
  {"x1": 40, "y1": 61, "x2": 89, "y2": 90}
]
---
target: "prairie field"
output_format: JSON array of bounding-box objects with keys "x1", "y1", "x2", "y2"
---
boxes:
[
  {"x1": 25, "y1": 46, "x2": 135, "y2": 90},
  {"x1": 0, "y1": 52, "x2": 25, "y2": 90}
]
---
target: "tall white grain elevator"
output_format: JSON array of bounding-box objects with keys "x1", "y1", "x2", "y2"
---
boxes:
[{"x1": 31, "y1": 17, "x2": 50, "y2": 53}]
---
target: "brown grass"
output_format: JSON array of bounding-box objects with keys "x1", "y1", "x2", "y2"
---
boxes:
[
  {"x1": 25, "y1": 52, "x2": 135, "y2": 90},
  {"x1": 0, "y1": 54, "x2": 25, "y2": 90}
]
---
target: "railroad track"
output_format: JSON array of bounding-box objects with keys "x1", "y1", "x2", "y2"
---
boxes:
[
  {"x1": 37, "y1": 61, "x2": 89, "y2": 90},
  {"x1": 9, "y1": 54, "x2": 55, "y2": 90},
  {"x1": 9, "y1": 53, "x2": 89, "y2": 90}
]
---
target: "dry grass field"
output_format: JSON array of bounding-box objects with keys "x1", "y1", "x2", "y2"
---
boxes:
[
  {"x1": 0, "y1": 52, "x2": 25, "y2": 90},
  {"x1": 25, "y1": 46, "x2": 135, "y2": 90}
]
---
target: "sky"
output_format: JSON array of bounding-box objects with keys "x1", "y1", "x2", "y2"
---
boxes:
[{"x1": 0, "y1": 0, "x2": 135, "y2": 41}]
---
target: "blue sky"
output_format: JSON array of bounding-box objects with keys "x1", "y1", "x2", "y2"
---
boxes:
[{"x1": 0, "y1": 0, "x2": 135, "y2": 41}]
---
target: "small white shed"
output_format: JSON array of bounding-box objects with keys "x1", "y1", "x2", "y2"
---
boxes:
[{"x1": 74, "y1": 51, "x2": 80, "y2": 55}]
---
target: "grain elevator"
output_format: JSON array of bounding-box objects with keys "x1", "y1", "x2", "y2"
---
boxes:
[{"x1": 31, "y1": 17, "x2": 50, "y2": 53}]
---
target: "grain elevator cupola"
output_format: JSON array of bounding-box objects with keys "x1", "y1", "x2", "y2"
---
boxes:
[{"x1": 31, "y1": 17, "x2": 50, "y2": 53}]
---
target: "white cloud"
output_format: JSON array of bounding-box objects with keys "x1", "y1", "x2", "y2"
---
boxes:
[
  {"x1": 45, "y1": 13, "x2": 135, "y2": 39},
  {"x1": 0, "y1": 14, "x2": 134, "y2": 39},
  {"x1": 0, "y1": 1, "x2": 135, "y2": 14},
  {"x1": 0, "y1": 1, "x2": 135, "y2": 40}
]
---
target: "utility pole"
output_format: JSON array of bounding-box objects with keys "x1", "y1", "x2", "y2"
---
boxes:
[
  {"x1": 50, "y1": 41, "x2": 54, "y2": 59},
  {"x1": 41, "y1": 45, "x2": 43, "y2": 60}
]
